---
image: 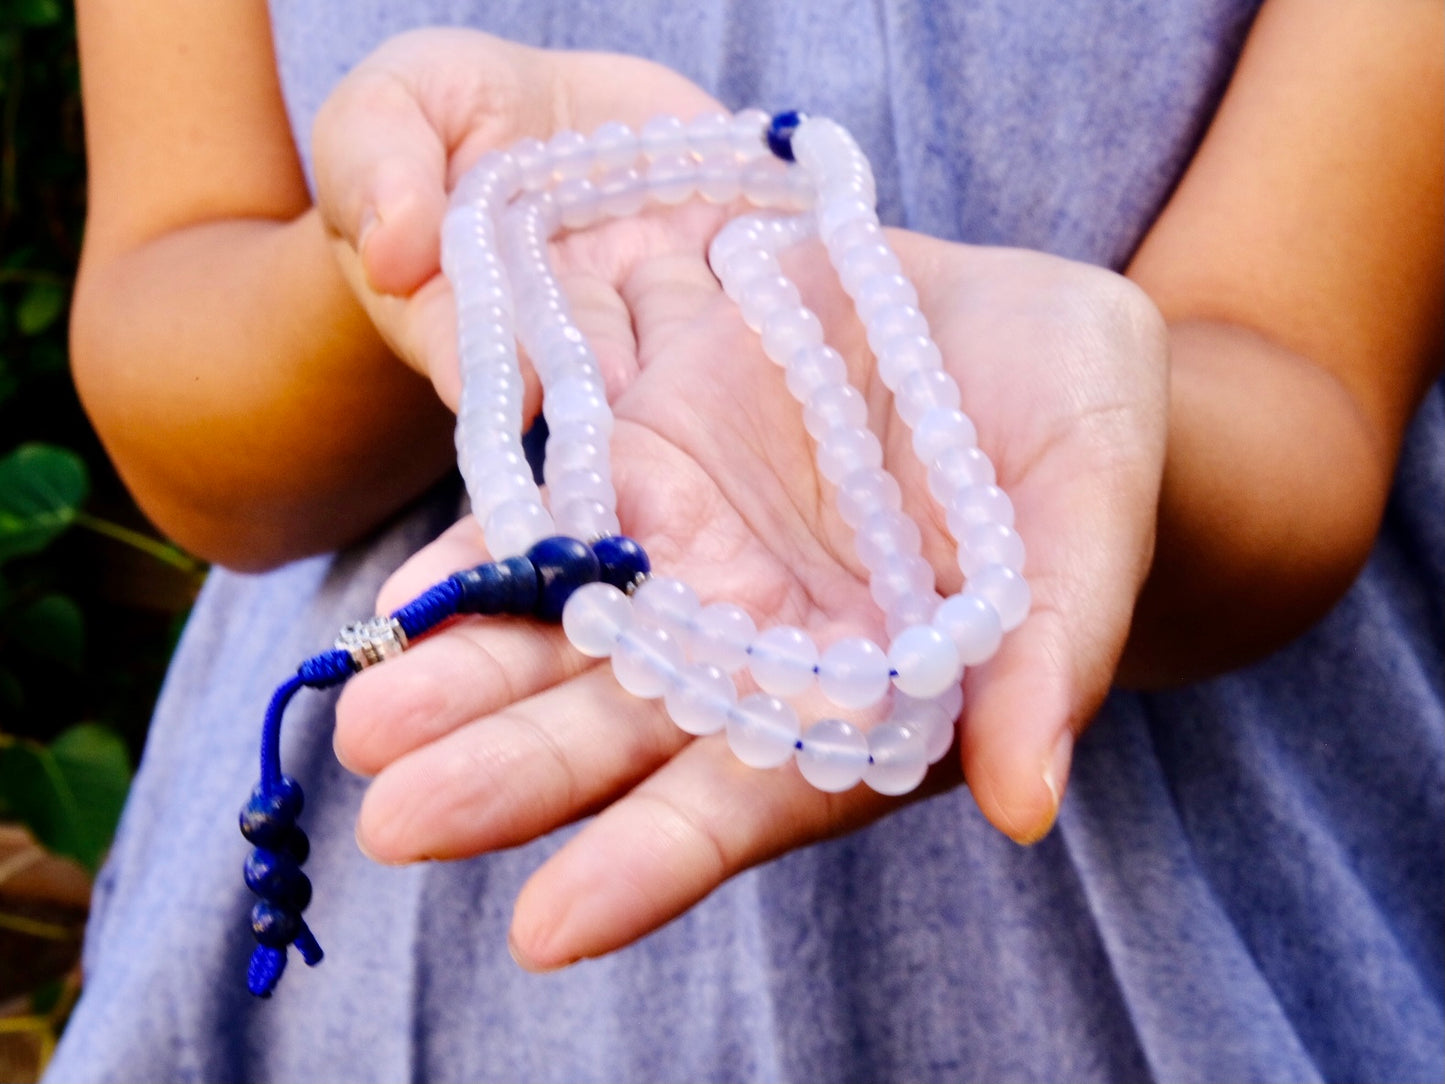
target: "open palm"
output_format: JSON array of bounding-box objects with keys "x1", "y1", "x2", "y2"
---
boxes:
[{"x1": 314, "y1": 29, "x2": 1168, "y2": 971}]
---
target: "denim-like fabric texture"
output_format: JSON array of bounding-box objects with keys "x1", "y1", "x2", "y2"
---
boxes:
[{"x1": 46, "y1": 2, "x2": 1443, "y2": 1081}]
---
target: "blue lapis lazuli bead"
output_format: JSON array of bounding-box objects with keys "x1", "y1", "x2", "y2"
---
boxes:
[
  {"x1": 238, "y1": 777, "x2": 304, "y2": 848},
  {"x1": 251, "y1": 901, "x2": 302, "y2": 949},
  {"x1": 767, "y1": 110, "x2": 805, "y2": 161},
  {"x1": 591, "y1": 535, "x2": 650, "y2": 593},
  {"x1": 526, "y1": 536, "x2": 601, "y2": 622},
  {"x1": 451, "y1": 556, "x2": 539, "y2": 616},
  {"x1": 244, "y1": 849, "x2": 313, "y2": 911}
]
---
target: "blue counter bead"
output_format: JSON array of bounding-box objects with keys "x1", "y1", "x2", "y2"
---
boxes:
[
  {"x1": 451, "y1": 556, "x2": 540, "y2": 616},
  {"x1": 244, "y1": 849, "x2": 312, "y2": 910},
  {"x1": 592, "y1": 536, "x2": 651, "y2": 592},
  {"x1": 251, "y1": 901, "x2": 302, "y2": 949},
  {"x1": 526, "y1": 536, "x2": 601, "y2": 622},
  {"x1": 767, "y1": 110, "x2": 805, "y2": 161},
  {"x1": 497, "y1": 555, "x2": 540, "y2": 613},
  {"x1": 238, "y1": 778, "x2": 304, "y2": 847}
]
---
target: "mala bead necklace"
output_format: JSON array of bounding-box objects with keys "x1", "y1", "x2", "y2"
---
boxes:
[{"x1": 238, "y1": 110, "x2": 1030, "y2": 996}]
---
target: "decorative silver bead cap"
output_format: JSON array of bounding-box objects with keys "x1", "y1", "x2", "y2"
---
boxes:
[{"x1": 335, "y1": 617, "x2": 409, "y2": 669}]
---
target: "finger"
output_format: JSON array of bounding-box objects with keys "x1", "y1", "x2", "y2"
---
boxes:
[
  {"x1": 507, "y1": 737, "x2": 959, "y2": 970},
  {"x1": 353, "y1": 666, "x2": 688, "y2": 864}
]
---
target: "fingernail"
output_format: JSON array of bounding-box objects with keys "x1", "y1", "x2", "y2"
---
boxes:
[
  {"x1": 507, "y1": 930, "x2": 573, "y2": 974},
  {"x1": 1041, "y1": 729, "x2": 1075, "y2": 825},
  {"x1": 357, "y1": 206, "x2": 380, "y2": 256}
]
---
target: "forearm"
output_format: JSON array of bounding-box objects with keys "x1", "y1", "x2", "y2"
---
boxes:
[
  {"x1": 1116, "y1": 319, "x2": 1420, "y2": 687},
  {"x1": 71, "y1": 208, "x2": 455, "y2": 570}
]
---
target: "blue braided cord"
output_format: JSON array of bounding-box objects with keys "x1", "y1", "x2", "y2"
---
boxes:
[
  {"x1": 391, "y1": 577, "x2": 463, "y2": 640},
  {"x1": 259, "y1": 650, "x2": 355, "y2": 793},
  {"x1": 247, "y1": 944, "x2": 286, "y2": 997}
]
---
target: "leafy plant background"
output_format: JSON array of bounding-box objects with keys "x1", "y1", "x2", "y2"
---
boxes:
[{"x1": 0, "y1": 0, "x2": 203, "y2": 1076}]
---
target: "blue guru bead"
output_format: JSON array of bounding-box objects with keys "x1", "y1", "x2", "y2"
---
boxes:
[
  {"x1": 238, "y1": 779, "x2": 304, "y2": 847},
  {"x1": 245, "y1": 849, "x2": 313, "y2": 910},
  {"x1": 526, "y1": 536, "x2": 601, "y2": 622},
  {"x1": 592, "y1": 535, "x2": 651, "y2": 592},
  {"x1": 767, "y1": 110, "x2": 805, "y2": 161},
  {"x1": 251, "y1": 901, "x2": 302, "y2": 949}
]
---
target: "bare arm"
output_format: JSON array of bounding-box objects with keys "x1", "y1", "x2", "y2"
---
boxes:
[
  {"x1": 1122, "y1": 0, "x2": 1443, "y2": 685},
  {"x1": 72, "y1": 1, "x2": 455, "y2": 570}
]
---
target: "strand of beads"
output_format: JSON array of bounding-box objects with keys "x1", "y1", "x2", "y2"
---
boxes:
[{"x1": 440, "y1": 110, "x2": 1030, "y2": 797}]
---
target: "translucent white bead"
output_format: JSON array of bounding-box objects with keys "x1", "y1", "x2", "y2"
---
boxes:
[
  {"x1": 835, "y1": 467, "x2": 902, "y2": 528},
  {"x1": 887, "y1": 625, "x2": 962, "y2": 698},
  {"x1": 647, "y1": 153, "x2": 698, "y2": 205},
  {"x1": 597, "y1": 166, "x2": 648, "y2": 218},
  {"x1": 611, "y1": 624, "x2": 684, "y2": 699},
  {"x1": 663, "y1": 662, "x2": 736, "y2": 736},
  {"x1": 795, "y1": 718, "x2": 869, "y2": 792},
  {"x1": 639, "y1": 114, "x2": 687, "y2": 158},
  {"x1": 469, "y1": 467, "x2": 538, "y2": 517},
  {"x1": 543, "y1": 377, "x2": 613, "y2": 436},
  {"x1": 748, "y1": 625, "x2": 818, "y2": 696},
  {"x1": 689, "y1": 603, "x2": 757, "y2": 672},
  {"x1": 866, "y1": 306, "x2": 930, "y2": 352},
  {"x1": 928, "y1": 446, "x2": 996, "y2": 503},
  {"x1": 785, "y1": 343, "x2": 848, "y2": 400},
  {"x1": 553, "y1": 498, "x2": 620, "y2": 542},
  {"x1": 946, "y1": 484, "x2": 1015, "y2": 536},
  {"x1": 543, "y1": 434, "x2": 609, "y2": 482},
  {"x1": 825, "y1": 218, "x2": 883, "y2": 263},
  {"x1": 863, "y1": 721, "x2": 929, "y2": 795},
  {"x1": 932, "y1": 591, "x2": 1003, "y2": 665},
  {"x1": 817, "y1": 426, "x2": 883, "y2": 484},
  {"x1": 885, "y1": 590, "x2": 942, "y2": 640},
  {"x1": 740, "y1": 158, "x2": 792, "y2": 206},
  {"x1": 968, "y1": 564, "x2": 1031, "y2": 632},
  {"x1": 803, "y1": 384, "x2": 868, "y2": 441},
  {"x1": 736, "y1": 275, "x2": 802, "y2": 333},
  {"x1": 561, "y1": 581, "x2": 633, "y2": 658},
  {"x1": 632, "y1": 576, "x2": 700, "y2": 638},
  {"x1": 544, "y1": 129, "x2": 591, "y2": 180},
  {"x1": 912, "y1": 407, "x2": 979, "y2": 463},
  {"x1": 838, "y1": 242, "x2": 901, "y2": 294},
  {"x1": 511, "y1": 136, "x2": 550, "y2": 189},
  {"x1": 817, "y1": 195, "x2": 877, "y2": 246},
  {"x1": 729, "y1": 109, "x2": 771, "y2": 158},
  {"x1": 868, "y1": 553, "x2": 935, "y2": 609},
  {"x1": 685, "y1": 111, "x2": 733, "y2": 156},
  {"x1": 726, "y1": 694, "x2": 800, "y2": 768},
  {"x1": 816, "y1": 636, "x2": 892, "y2": 709},
  {"x1": 716, "y1": 245, "x2": 776, "y2": 290},
  {"x1": 853, "y1": 273, "x2": 919, "y2": 324},
  {"x1": 555, "y1": 177, "x2": 602, "y2": 230},
  {"x1": 958, "y1": 521, "x2": 1026, "y2": 575},
  {"x1": 760, "y1": 307, "x2": 824, "y2": 364},
  {"x1": 589, "y1": 120, "x2": 638, "y2": 169},
  {"x1": 896, "y1": 368, "x2": 961, "y2": 427},
  {"x1": 892, "y1": 684, "x2": 963, "y2": 763},
  {"x1": 484, "y1": 499, "x2": 555, "y2": 559},
  {"x1": 855, "y1": 509, "x2": 923, "y2": 569},
  {"x1": 697, "y1": 151, "x2": 743, "y2": 203},
  {"x1": 876, "y1": 335, "x2": 942, "y2": 390}
]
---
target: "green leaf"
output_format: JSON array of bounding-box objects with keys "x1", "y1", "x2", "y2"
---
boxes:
[
  {"x1": 11, "y1": 593, "x2": 84, "y2": 669},
  {"x1": 6, "y1": 0, "x2": 64, "y2": 27},
  {"x1": 0, "y1": 443, "x2": 88, "y2": 563},
  {"x1": 0, "y1": 724, "x2": 131, "y2": 871},
  {"x1": 15, "y1": 282, "x2": 65, "y2": 335}
]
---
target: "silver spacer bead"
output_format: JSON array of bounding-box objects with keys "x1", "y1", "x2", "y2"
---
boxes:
[{"x1": 335, "y1": 616, "x2": 410, "y2": 670}]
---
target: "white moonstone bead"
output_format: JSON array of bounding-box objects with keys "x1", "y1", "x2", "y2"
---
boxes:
[
  {"x1": 946, "y1": 484, "x2": 1015, "y2": 535},
  {"x1": 803, "y1": 384, "x2": 868, "y2": 441},
  {"x1": 875, "y1": 334, "x2": 944, "y2": 391},
  {"x1": 555, "y1": 177, "x2": 602, "y2": 230},
  {"x1": 796, "y1": 718, "x2": 870, "y2": 792},
  {"x1": 866, "y1": 307, "x2": 930, "y2": 356},
  {"x1": 647, "y1": 153, "x2": 698, "y2": 205},
  {"x1": 469, "y1": 467, "x2": 538, "y2": 517},
  {"x1": 817, "y1": 637, "x2": 892, "y2": 709},
  {"x1": 547, "y1": 468, "x2": 615, "y2": 510},
  {"x1": 885, "y1": 590, "x2": 942, "y2": 640},
  {"x1": 817, "y1": 195, "x2": 877, "y2": 246},
  {"x1": 890, "y1": 690, "x2": 959, "y2": 764},
  {"x1": 611, "y1": 624, "x2": 684, "y2": 699},
  {"x1": 543, "y1": 377, "x2": 613, "y2": 436},
  {"x1": 510, "y1": 137, "x2": 550, "y2": 189},
  {"x1": 912, "y1": 407, "x2": 978, "y2": 463},
  {"x1": 716, "y1": 245, "x2": 776, "y2": 291},
  {"x1": 597, "y1": 166, "x2": 648, "y2": 218},
  {"x1": 544, "y1": 129, "x2": 591, "y2": 180},
  {"x1": 484, "y1": 499, "x2": 555, "y2": 559},
  {"x1": 817, "y1": 426, "x2": 883, "y2": 484},
  {"x1": 689, "y1": 603, "x2": 757, "y2": 672},
  {"x1": 697, "y1": 152, "x2": 743, "y2": 203},
  {"x1": 664, "y1": 662, "x2": 736, "y2": 736},
  {"x1": 825, "y1": 217, "x2": 883, "y2": 263},
  {"x1": 867, "y1": 553, "x2": 934, "y2": 610},
  {"x1": 736, "y1": 274, "x2": 801, "y2": 332},
  {"x1": 968, "y1": 564, "x2": 1032, "y2": 632},
  {"x1": 639, "y1": 114, "x2": 687, "y2": 157},
  {"x1": 896, "y1": 369, "x2": 961, "y2": 426},
  {"x1": 835, "y1": 467, "x2": 902, "y2": 529},
  {"x1": 863, "y1": 721, "x2": 930, "y2": 795},
  {"x1": 632, "y1": 576, "x2": 700, "y2": 638},
  {"x1": 553, "y1": 498, "x2": 620, "y2": 542},
  {"x1": 561, "y1": 581, "x2": 633, "y2": 658},
  {"x1": 928, "y1": 446, "x2": 996, "y2": 503},
  {"x1": 748, "y1": 625, "x2": 819, "y2": 697},
  {"x1": 685, "y1": 111, "x2": 733, "y2": 155},
  {"x1": 740, "y1": 157, "x2": 792, "y2": 206},
  {"x1": 589, "y1": 120, "x2": 638, "y2": 169},
  {"x1": 932, "y1": 591, "x2": 1003, "y2": 665},
  {"x1": 887, "y1": 624, "x2": 963, "y2": 699},
  {"x1": 729, "y1": 108, "x2": 771, "y2": 157},
  {"x1": 853, "y1": 273, "x2": 919, "y2": 324},
  {"x1": 760, "y1": 306, "x2": 824, "y2": 364},
  {"x1": 727, "y1": 694, "x2": 801, "y2": 769},
  {"x1": 784, "y1": 343, "x2": 848, "y2": 400},
  {"x1": 958, "y1": 522, "x2": 1026, "y2": 575},
  {"x1": 838, "y1": 242, "x2": 902, "y2": 294},
  {"x1": 855, "y1": 509, "x2": 923, "y2": 569}
]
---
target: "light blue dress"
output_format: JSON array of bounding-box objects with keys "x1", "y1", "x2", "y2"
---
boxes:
[{"x1": 46, "y1": 2, "x2": 1443, "y2": 1081}]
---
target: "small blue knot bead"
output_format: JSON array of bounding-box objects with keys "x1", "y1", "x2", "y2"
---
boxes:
[
  {"x1": 451, "y1": 555, "x2": 539, "y2": 616},
  {"x1": 767, "y1": 110, "x2": 806, "y2": 161},
  {"x1": 244, "y1": 849, "x2": 313, "y2": 911},
  {"x1": 278, "y1": 825, "x2": 309, "y2": 864},
  {"x1": 251, "y1": 901, "x2": 302, "y2": 949},
  {"x1": 238, "y1": 777, "x2": 304, "y2": 847},
  {"x1": 526, "y1": 536, "x2": 601, "y2": 622},
  {"x1": 592, "y1": 536, "x2": 651, "y2": 593}
]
